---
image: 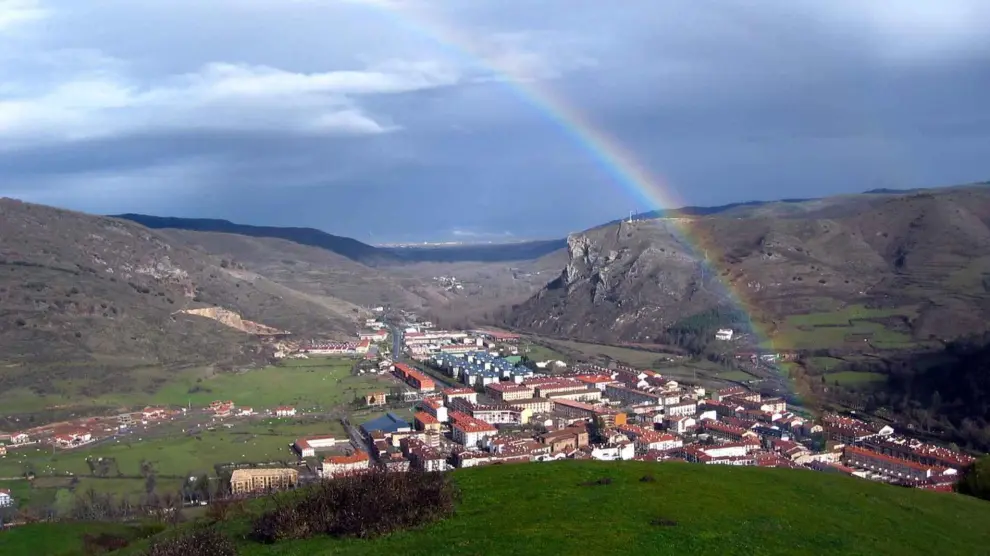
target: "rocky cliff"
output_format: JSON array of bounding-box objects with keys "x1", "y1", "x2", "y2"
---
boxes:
[{"x1": 507, "y1": 185, "x2": 990, "y2": 349}]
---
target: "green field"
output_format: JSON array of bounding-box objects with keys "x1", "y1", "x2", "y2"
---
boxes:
[
  {"x1": 828, "y1": 371, "x2": 888, "y2": 388},
  {"x1": 0, "y1": 357, "x2": 388, "y2": 416},
  {"x1": 0, "y1": 418, "x2": 346, "y2": 480},
  {"x1": 520, "y1": 342, "x2": 569, "y2": 364},
  {"x1": 767, "y1": 304, "x2": 918, "y2": 350},
  {"x1": 7, "y1": 461, "x2": 990, "y2": 556}
]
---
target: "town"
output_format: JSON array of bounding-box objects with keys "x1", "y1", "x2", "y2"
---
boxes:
[{"x1": 1, "y1": 312, "x2": 976, "y2": 516}]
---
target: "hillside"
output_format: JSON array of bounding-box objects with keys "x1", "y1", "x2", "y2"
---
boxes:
[
  {"x1": 113, "y1": 214, "x2": 401, "y2": 266},
  {"x1": 5, "y1": 461, "x2": 990, "y2": 555},
  {"x1": 508, "y1": 184, "x2": 990, "y2": 351},
  {"x1": 0, "y1": 199, "x2": 362, "y2": 422}
]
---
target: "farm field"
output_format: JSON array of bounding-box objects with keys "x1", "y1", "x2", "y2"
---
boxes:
[
  {"x1": 0, "y1": 417, "x2": 346, "y2": 480},
  {"x1": 765, "y1": 304, "x2": 919, "y2": 351}
]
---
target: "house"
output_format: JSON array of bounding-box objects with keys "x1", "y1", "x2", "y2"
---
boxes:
[
  {"x1": 700, "y1": 419, "x2": 758, "y2": 443},
  {"x1": 418, "y1": 398, "x2": 449, "y2": 423},
  {"x1": 442, "y1": 387, "x2": 478, "y2": 405},
  {"x1": 358, "y1": 329, "x2": 389, "y2": 342},
  {"x1": 715, "y1": 329, "x2": 734, "y2": 341},
  {"x1": 575, "y1": 374, "x2": 615, "y2": 391},
  {"x1": 0, "y1": 489, "x2": 11, "y2": 507},
  {"x1": 210, "y1": 400, "x2": 235, "y2": 417},
  {"x1": 364, "y1": 392, "x2": 388, "y2": 407},
  {"x1": 11, "y1": 433, "x2": 29, "y2": 444},
  {"x1": 667, "y1": 415, "x2": 696, "y2": 435},
  {"x1": 604, "y1": 384, "x2": 661, "y2": 407},
  {"x1": 449, "y1": 411, "x2": 497, "y2": 447},
  {"x1": 320, "y1": 450, "x2": 372, "y2": 478},
  {"x1": 275, "y1": 406, "x2": 297, "y2": 418},
  {"x1": 665, "y1": 401, "x2": 697, "y2": 418},
  {"x1": 539, "y1": 427, "x2": 590, "y2": 453},
  {"x1": 414, "y1": 411, "x2": 443, "y2": 434},
  {"x1": 293, "y1": 436, "x2": 337, "y2": 458},
  {"x1": 237, "y1": 407, "x2": 255, "y2": 417},
  {"x1": 53, "y1": 429, "x2": 92, "y2": 448},
  {"x1": 509, "y1": 397, "x2": 554, "y2": 414},
  {"x1": 230, "y1": 468, "x2": 298, "y2": 494},
  {"x1": 141, "y1": 407, "x2": 168, "y2": 421}
]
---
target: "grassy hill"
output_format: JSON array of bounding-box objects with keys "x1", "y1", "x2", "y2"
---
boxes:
[
  {"x1": 0, "y1": 199, "x2": 364, "y2": 427},
  {"x1": 4, "y1": 461, "x2": 989, "y2": 555}
]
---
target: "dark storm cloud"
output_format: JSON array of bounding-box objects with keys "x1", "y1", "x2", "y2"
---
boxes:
[{"x1": 1, "y1": 0, "x2": 989, "y2": 242}]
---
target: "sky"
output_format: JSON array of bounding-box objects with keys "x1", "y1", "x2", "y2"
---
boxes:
[{"x1": 2, "y1": 1, "x2": 989, "y2": 243}]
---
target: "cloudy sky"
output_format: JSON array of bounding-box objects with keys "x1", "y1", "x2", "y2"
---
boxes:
[{"x1": 2, "y1": 0, "x2": 989, "y2": 243}]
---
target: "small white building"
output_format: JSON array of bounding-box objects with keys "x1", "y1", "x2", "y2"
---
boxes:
[
  {"x1": 715, "y1": 329, "x2": 734, "y2": 341},
  {"x1": 294, "y1": 436, "x2": 337, "y2": 458},
  {"x1": 11, "y1": 433, "x2": 29, "y2": 444},
  {"x1": 0, "y1": 488, "x2": 12, "y2": 507},
  {"x1": 587, "y1": 442, "x2": 636, "y2": 461},
  {"x1": 275, "y1": 406, "x2": 297, "y2": 418}
]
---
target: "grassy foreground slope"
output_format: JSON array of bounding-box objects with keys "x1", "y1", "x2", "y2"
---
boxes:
[{"x1": 3, "y1": 461, "x2": 989, "y2": 555}]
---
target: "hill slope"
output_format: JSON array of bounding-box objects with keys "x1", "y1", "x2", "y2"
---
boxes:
[
  {"x1": 6, "y1": 461, "x2": 990, "y2": 555},
  {"x1": 508, "y1": 184, "x2": 990, "y2": 351},
  {"x1": 113, "y1": 214, "x2": 401, "y2": 266},
  {"x1": 0, "y1": 199, "x2": 362, "y2": 418}
]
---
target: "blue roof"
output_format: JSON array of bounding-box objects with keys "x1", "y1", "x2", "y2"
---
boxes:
[{"x1": 361, "y1": 412, "x2": 411, "y2": 434}]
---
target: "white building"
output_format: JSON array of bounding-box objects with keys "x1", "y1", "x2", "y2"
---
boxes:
[
  {"x1": 275, "y1": 406, "x2": 297, "y2": 418},
  {"x1": 587, "y1": 442, "x2": 636, "y2": 461},
  {"x1": 668, "y1": 416, "x2": 696, "y2": 435},
  {"x1": 715, "y1": 329, "x2": 734, "y2": 341},
  {"x1": 665, "y1": 401, "x2": 697, "y2": 417},
  {"x1": 0, "y1": 489, "x2": 12, "y2": 507},
  {"x1": 294, "y1": 436, "x2": 337, "y2": 458}
]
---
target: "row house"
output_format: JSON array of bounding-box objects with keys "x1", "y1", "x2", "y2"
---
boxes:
[
  {"x1": 771, "y1": 439, "x2": 811, "y2": 461},
  {"x1": 455, "y1": 450, "x2": 531, "y2": 468},
  {"x1": 486, "y1": 382, "x2": 535, "y2": 402},
  {"x1": 535, "y1": 380, "x2": 590, "y2": 398},
  {"x1": 470, "y1": 404, "x2": 530, "y2": 425},
  {"x1": 842, "y1": 446, "x2": 957, "y2": 483},
  {"x1": 487, "y1": 436, "x2": 550, "y2": 458},
  {"x1": 617, "y1": 425, "x2": 683, "y2": 452},
  {"x1": 546, "y1": 388, "x2": 603, "y2": 403},
  {"x1": 442, "y1": 387, "x2": 478, "y2": 405},
  {"x1": 574, "y1": 374, "x2": 616, "y2": 391},
  {"x1": 821, "y1": 414, "x2": 890, "y2": 445},
  {"x1": 509, "y1": 397, "x2": 554, "y2": 414},
  {"x1": 53, "y1": 429, "x2": 93, "y2": 448},
  {"x1": 553, "y1": 399, "x2": 628, "y2": 427},
  {"x1": 665, "y1": 400, "x2": 697, "y2": 418},
  {"x1": 701, "y1": 438, "x2": 761, "y2": 459},
  {"x1": 714, "y1": 386, "x2": 750, "y2": 402},
  {"x1": 210, "y1": 400, "x2": 235, "y2": 417},
  {"x1": 604, "y1": 384, "x2": 661, "y2": 407},
  {"x1": 859, "y1": 435, "x2": 976, "y2": 471},
  {"x1": 700, "y1": 419, "x2": 758, "y2": 443},
  {"x1": 275, "y1": 406, "x2": 297, "y2": 418},
  {"x1": 683, "y1": 446, "x2": 755, "y2": 466}
]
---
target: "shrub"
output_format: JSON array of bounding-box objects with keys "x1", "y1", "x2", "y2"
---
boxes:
[
  {"x1": 956, "y1": 456, "x2": 990, "y2": 501},
  {"x1": 82, "y1": 532, "x2": 130, "y2": 554},
  {"x1": 251, "y1": 469, "x2": 458, "y2": 542},
  {"x1": 580, "y1": 477, "x2": 613, "y2": 487},
  {"x1": 144, "y1": 528, "x2": 237, "y2": 556},
  {"x1": 639, "y1": 474, "x2": 656, "y2": 483}
]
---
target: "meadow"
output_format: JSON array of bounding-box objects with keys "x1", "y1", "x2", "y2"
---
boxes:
[
  {"x1": 7, "y1": 461, "x2": 990, "y2": 556},
  {"x1": 827, "y1": 371, "x2": 888, "y2": 389},
  {"x1": 766, "y1": 304, "x2": 919, "y2": 351}
]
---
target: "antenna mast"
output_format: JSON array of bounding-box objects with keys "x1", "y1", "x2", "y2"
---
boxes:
[{"x1": 627, "y1": 210, "x2": 633, "y2": 224}]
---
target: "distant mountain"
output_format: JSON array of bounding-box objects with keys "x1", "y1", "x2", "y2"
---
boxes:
[
  {"x1": 507, "y1": 184, "x2": 990, "y2": 351},
  {"x1": 113, "y1": 214, "x2": 401, "y2": 266},
  {"x1": 384, "y1": 239, "x2": 567, "y2": 263},
  {"x1": 114, "y1": 214, "x2": 567, "y2": 265}
]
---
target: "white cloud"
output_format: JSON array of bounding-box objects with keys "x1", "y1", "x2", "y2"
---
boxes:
[
  {"x1": 0, "y1": 0, "x2": 47, "y2": 32},
  {"x1": 0, "y1": 55, "x2": 460, "y2": 147}
]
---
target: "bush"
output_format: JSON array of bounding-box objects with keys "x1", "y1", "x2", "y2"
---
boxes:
[
  {"x1": 82, "y1": 532, "x2": 130, "y2": 554},
  {"x1": 956, "y1": 456, "x2": 990, "y2": 501},
  {"x1": 251, "y1": 469, "x2": 458, "y2": 542},
  {"x1": 144, "y1": 528, "x2": 237, "y2": 556},
  {"x1": 639, "y1": 474, "x2": 656, "y2": 483},
  {"x1": 580, "y1": 477, "x2": 613, "y2": 487}
]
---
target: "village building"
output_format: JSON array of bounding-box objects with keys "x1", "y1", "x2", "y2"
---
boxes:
[
  {"x1": 0, "y1": 488, "x2": 12, "y2": 507},
  {"x1": 842, "y1": 446, "x2": 957, "y2": 484},
  {"x1": 319, "y1": 450, "x2": 371, "y2": 478},
  {"x1": 275, "y1": 406, "x2": 297, "y2": 418},
  {"x1": 450, "y1": 411, "x2": 498, "y2": 447},
  {"x1": 364, "y1": 392, "x2": 388, "y2": 407},
  {"x1": 486, "y1": 382, "x2": 535, "y2": 402},
  {"x1": 293, "y1": 436, "x2": 337, "y2": 458},
  {"x1": 230, "y1": 468, "x2": 298, "y2": 494},
  {"x1": 442, "y1": 387, "x2": 478, "y2": 405},
  {"x1": 509, "y1": 397, "x2": 554, "y2": 414}
]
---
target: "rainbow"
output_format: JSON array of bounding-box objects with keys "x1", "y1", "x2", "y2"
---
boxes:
[{"x1": 350, "y1": 2, "x2": 785, "y2": 354}]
